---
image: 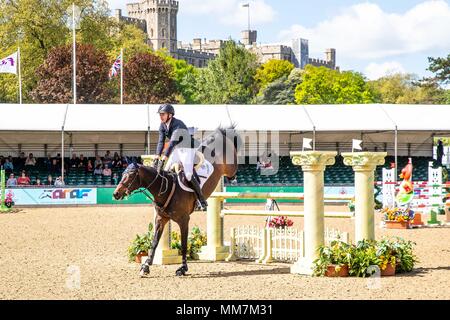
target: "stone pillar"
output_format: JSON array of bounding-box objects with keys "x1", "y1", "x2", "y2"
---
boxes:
[
  {"x1": 290, "y1": 151, "x2": 337, "y2": 275},
  {"x1": 198, "y1": 178, "x2": 229, "y2": 261},
  {"x1": 141, "y1": 154, "x2": 181, "y2": 265},
  {"x1": 342, "y1": 152, "x2": 386, "y2": 242}
]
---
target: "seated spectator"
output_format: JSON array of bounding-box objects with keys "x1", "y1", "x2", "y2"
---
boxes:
[
  {"x1": 86, "y1": 160, "x2": 94, "y2": 173},
  {"x1": 16, "y1": 152, "x2": 26, "y2": 171},
  {"x1": 25, "y1": 153, "x2": 36, "y2": 168},
  {"x1": 46, "y1": 175, "x2": 54, "y2": 186},
  {"x1": 94, "y1": 164, "x2": 103, "y2": 176},
  {"x1": 69, "y1": 153, "x2": 79, "y2": 168},
  {"x1": 54, "y1": 176, "x2": 64, "y2": 187},
  {"x1": 94, "y1": 155, "x2": 103, "y2": 168},
  {"x1": 3, "y1": 158, "x2": 14, "y2": 174},
  {"x1": 6, "y1": 173, "x2": 17, "y2": 186},
  {"x1": 111, "y1": 173, "x2": 120, "y2": 185},
  {"x1": 103, "y1": 151, "x2": 112, "y2": 167},
  {"x1": 34, "y1": 178, "x2": 43, "y2": 186},
  {"x1": 78, "y1": 154, "x2": 87, "y2": 169},
  {"x1": 102, "y1": 164, "x2": 112, "y2": 177},
  {"x1": 17, "y1": 171, "x2": 31, "y2": 186},
  {"x1": 112, "y1": 155, "x2": 122, "y2": 168}
]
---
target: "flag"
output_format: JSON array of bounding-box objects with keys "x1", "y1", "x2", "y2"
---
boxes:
[
  {"x1": 303, "y1": 138, "x2": 313, "y2": 150},
  {"x1": 242, "y1": 3, "x2": 249, "y2": 7},
  {"x1": 0, "y1": 52, "x2": 18, "y2": 75},
  {"x1": 109, "y1": 53, "x2": 122, "y2": 79},
  {"x1": 352, "y1": 139, "x2": 363, "y2": 151}
]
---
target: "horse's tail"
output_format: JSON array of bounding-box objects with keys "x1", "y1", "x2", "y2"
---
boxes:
[{"x1": 218, "y1": 123, "x2": 242, "y2": 152}]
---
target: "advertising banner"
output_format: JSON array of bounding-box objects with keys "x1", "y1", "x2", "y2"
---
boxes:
[{"x1": 6, "y1": 187, "x2": 97, "y2": 205}]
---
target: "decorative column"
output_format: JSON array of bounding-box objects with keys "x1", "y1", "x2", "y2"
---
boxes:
[
  {"x1": 198, "y1": 178, "x2": 229, "y2": 261},
  {"x1": 290, "y1": 151, "x2": 337, "y2": 275},
  {"x1": 141, "y1": 155, "x2": 181, "y2": 265},
  {"x1": 342, "y1": 152, "x2": 386, "y2": 242}
]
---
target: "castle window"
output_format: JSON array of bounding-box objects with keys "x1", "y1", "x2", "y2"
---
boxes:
[
  {"x1": 162, "y1": 28, "x2": 165, "y2": 37},
  {"x1": 150, "y1": 29, "x2": 154, "y2": 38},
  {"x1": 162, "y1": 42, "x2": 165, "y2": 48}
]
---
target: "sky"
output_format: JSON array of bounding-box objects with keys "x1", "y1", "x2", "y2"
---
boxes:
[{"x1": 106, "y1": 0, "x2": 450, "y2": 80}]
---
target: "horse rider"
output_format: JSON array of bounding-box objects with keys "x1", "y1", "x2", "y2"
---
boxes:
[{"x1": 153, "y1": 103, "x2": 208, "y2": 211}]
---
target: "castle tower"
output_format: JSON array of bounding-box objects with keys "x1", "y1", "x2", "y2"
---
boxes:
[
  {"x1": 127, "y1": 0, "x2": 179, "y2": 54},
  {"x1": 325, "y1": 48, "x2": 336, "y2": 69}
]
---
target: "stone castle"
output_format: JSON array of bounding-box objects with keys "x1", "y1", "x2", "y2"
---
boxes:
[{"x1": 115, "y1": 0, "x2": 338, "y2": 70}]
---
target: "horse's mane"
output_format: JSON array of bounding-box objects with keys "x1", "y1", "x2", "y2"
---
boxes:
[{"x1": 202, "y1": 123, "x2": 241, "y2": 152}]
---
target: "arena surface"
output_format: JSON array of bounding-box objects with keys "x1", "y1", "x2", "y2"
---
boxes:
[{"x1": 0, "y1": 204, "x2": 449, "y2": 300}]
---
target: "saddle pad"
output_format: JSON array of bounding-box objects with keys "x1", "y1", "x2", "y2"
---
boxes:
[{"x1": 178, "y1": 159, "x2": 214, "y2": 193}]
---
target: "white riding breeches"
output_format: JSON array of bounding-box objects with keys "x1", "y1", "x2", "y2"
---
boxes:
[{"x1": 165, "y1": 147, "x2": 196, "y2": 181}]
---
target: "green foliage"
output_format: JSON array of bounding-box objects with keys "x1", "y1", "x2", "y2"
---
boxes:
[
  {"x1": 369, "y1": 73, "x2": 447, "y2": 104},
  {"x1": 194, "y1": 40, "x2": 258, "y2": 104},
  {"x1": 426, "y1": 54, "x2": 450, "y2": 85},
  {"x1": 313, "y1": 237, "x2": 417, "y2": 277},
  {"x1": 256, "y1": 68, "x2": 303, "y2": 105},
  {"x1": 127, "y1": 222, "x2": 154, "y2": 262},
  {"x1": 255, "y1": 59, "x2": 294, "y2": 92},
  {"x1": 294, "y1": 65, "x2": 376, "y2": 104},
  {"x1": 170, "y1": 226, "x2": 207, "y2": 259}
]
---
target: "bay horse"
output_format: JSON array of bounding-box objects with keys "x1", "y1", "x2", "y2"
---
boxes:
[{"x1": 113, "y1": 125, "x2": 241, "y2": 276}]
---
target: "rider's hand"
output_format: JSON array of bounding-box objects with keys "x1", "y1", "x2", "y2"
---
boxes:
[
  {"x1": 157, "y1": 158, "x2": 166, "y2": 173},
  {"x1": 152, "y1": 158, "x2": 159, "y2": 168}
]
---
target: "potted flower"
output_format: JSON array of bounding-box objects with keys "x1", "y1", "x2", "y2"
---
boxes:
[
  {"x1": 267, "y1": 216, "x2": 294, "y2": 229},
  {"x1": 375, "y1": 239, "x2": 397, "y2": 276},
  {"x1": 348, "y1": 240, "x2": 380, "y2": 277},
  {"x1": 313, "y1": 241, "x2": 352, "y2": 277},
  {"x1": 4, "y1": 192, "x2": 14, "y2": 208},
  {"x1": 170, "y1": 226, "x2": 207, "y2": 260},
  {"x1": 389, "y1": 237, "x2": 417, "y2": 273},
  {"x1": 381, "y1": 207, "x2": 414, "y2": 229},
  {"x1": 127, "y1": 223, "x2": 154, "y2": 263}
]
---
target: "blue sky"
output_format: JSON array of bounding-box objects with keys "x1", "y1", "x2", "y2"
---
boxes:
[{"x1": 107, "y1": 0, "x2": 450, "y2": 80}]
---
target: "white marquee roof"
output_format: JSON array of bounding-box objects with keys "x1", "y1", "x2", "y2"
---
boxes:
[{"x1": 0, "y1": 103, "x2": 449, "y2": 132}]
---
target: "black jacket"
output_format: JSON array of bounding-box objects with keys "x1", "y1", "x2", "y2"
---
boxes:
[{"x1": 156, "y1": 117, "x2": 195, "y2": 157}]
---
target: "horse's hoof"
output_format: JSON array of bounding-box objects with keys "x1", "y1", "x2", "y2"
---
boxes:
[
  {"x1": 140, "y1": 264, "x2": 150, "y2": 277},
  {"x1": 176, "y1": 266, "x2": 187, "y2": 276}
]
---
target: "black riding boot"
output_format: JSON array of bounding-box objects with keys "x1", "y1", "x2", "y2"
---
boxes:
[{"x1": 190, "y1": 173, "x2": 208, "y2": 211}]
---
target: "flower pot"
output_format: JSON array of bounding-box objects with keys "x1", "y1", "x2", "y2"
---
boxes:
[
  {"x1": 135, "y1": 252, "x2": 148, "y2": 263},
  {"x1": 325, "y1": 264, "x2": 349, "y2": 277},
  {"x1": 384, "y1": 220, "x2": 411, "y2": 229},
  {"x1": 381, "y1": 263, "x2": 396, "y2": 276},
  {"x1": 411, "y1": 212, "x2": 424, "y2": 227}
]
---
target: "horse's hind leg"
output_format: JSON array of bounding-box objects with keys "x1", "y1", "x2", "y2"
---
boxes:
[
  {"x1": 140, "y1": 215, "x2": 169, "y2": 277},
  {"x1": 175, "y1": 215, "x2": 190, "y2": 276}
]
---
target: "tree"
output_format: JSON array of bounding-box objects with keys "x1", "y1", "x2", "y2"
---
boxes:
[
  {"x1": 256, "y1": 68, "x2": 303, "y2": 105},
  {"x1": 194, "y1": 40, "x2": 258, "y2": 104},
  {"x1": 369, "y1": 73, "x2": 446, "y2": 104},
  {"x1": 31, "y1": 43, "x2": 112, "y2": 103},
  {"x1": 255, "y1": 59, "x2": 294, "y2": 93},
  {"x1": 157, "y1": 50, "x2": 199, "y2": 104},
  {"x1": 123, "y1": 52, "x2": 176, "y2": 104},
  {"x1": 294, "y1": 65, "x2": 376, "y2": 104},
  {"x1": 426, "y1": 54, "x2": 450, "y2": 85}
]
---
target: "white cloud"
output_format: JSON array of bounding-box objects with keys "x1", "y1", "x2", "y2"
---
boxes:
[
  {"x1": 364, "y1": 61, "x2": 406, "y2": 80},
  {"x1": 179, "y1": 0, "x2": 276, "y2": 27},
  {"x1": 278, "y1": 1, "x2": 450, "y2": 60}
]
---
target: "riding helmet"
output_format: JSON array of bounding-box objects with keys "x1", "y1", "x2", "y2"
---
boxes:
[{"x1": 157, "y1": 103, "x2": 175, "y2": 115}]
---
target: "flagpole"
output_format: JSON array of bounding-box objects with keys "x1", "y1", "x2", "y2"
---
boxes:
[
  {"x1": 72, "y1": 3, "x2": 77, "y2": 105},
  {"x1": 18, "y1": 47, "x2": 22, "y2": 104},
  {"x1": 120, "y1": 48, "x2": 123, "y2": 104}
]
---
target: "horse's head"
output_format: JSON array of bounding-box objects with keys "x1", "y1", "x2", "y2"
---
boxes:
[{"x1": 113, "y1": 163, "x2": 141, "y2": 200}]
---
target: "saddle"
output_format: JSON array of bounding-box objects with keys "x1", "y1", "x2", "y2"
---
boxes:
[{"x1": 169, "y1": 151, "x2": 205, "y2": 187}]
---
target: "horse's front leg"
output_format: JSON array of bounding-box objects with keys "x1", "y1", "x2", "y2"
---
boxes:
[
  {"x1": 176, "y1": 216, "x2": 190, "y2": 276},
  {"x1": 140, "y1": 215, "x2": 169, "y2": 277}
]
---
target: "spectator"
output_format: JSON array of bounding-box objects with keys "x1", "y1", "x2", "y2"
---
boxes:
[
  {"x1": 78, "y1": 154, "x2": 87, "y2": 169},
  {"x1": 6, "y1": 173, "x2": 17, "y2": 186},
  {"x1": 121, "y1": 156, "x2": 129, "y2": 168},
  {"x1": 3, "y1": 158, "x2": 14, "y2": 175},
  {"x1": 46, "y1": 175, "x2": 54, "y2": 186},
  {"x1": 69, "y1": 153, "x2": 79, "y2": 168},
  {"x1": 112, "y1": 154, "x2": 122, "y2": 168},
  {"x1": 25, "y1": 153, "x2": 36, "y2": 169},
  {"x1": 111, "y1": 173, "x2": 120, "y2": 185},
  {"x1": 16, "y1": 152, "x2": 26, "y2": 171},
  {"x1": 54, "y1": 176, "x2": 64, "y2": 187},
  {"x1": 102, "y1": 164, "x2": 112, "y2": 177},
  {"x1": 51, "y1": 159, "x2": 60, "y2": 175},
  {"x1": 44, "y1": 154, "x2": 52, "y2": 171},
  {"x1": 34, "y1": 178, "x2": 43, "y2": 186},
  {"x1": 94, "y1": 155, "x2": 103, "y2": 168},
  {"x1": 86, "y1": 159, "x2": 94, "y2": 173},
  {"x1": 17, "y1": 171, "x2": 31, "y2": 186},
  {"x1": 94, "y1": 164, "x2": 103, "y2": 176},
  {"x1": 103, "y1": 151, "x2": 112, "y2": 167}
]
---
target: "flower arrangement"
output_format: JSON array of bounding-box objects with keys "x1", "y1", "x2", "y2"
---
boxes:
[
  {"x1": 171, "y1": 226, "x2": 207, "y2": 259},
  {"x1": 381, "y1": 207, "x2": 414, "y2": 222},
  {"x1": 127, "y1": 222, "x2": 154, "y2": 262},
  {"x1": 4, "y1": 192, "x2": 14, "y2": 208},
  {"x1": 267, "y1": 216, "x2": 294, "y2": 228}
]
